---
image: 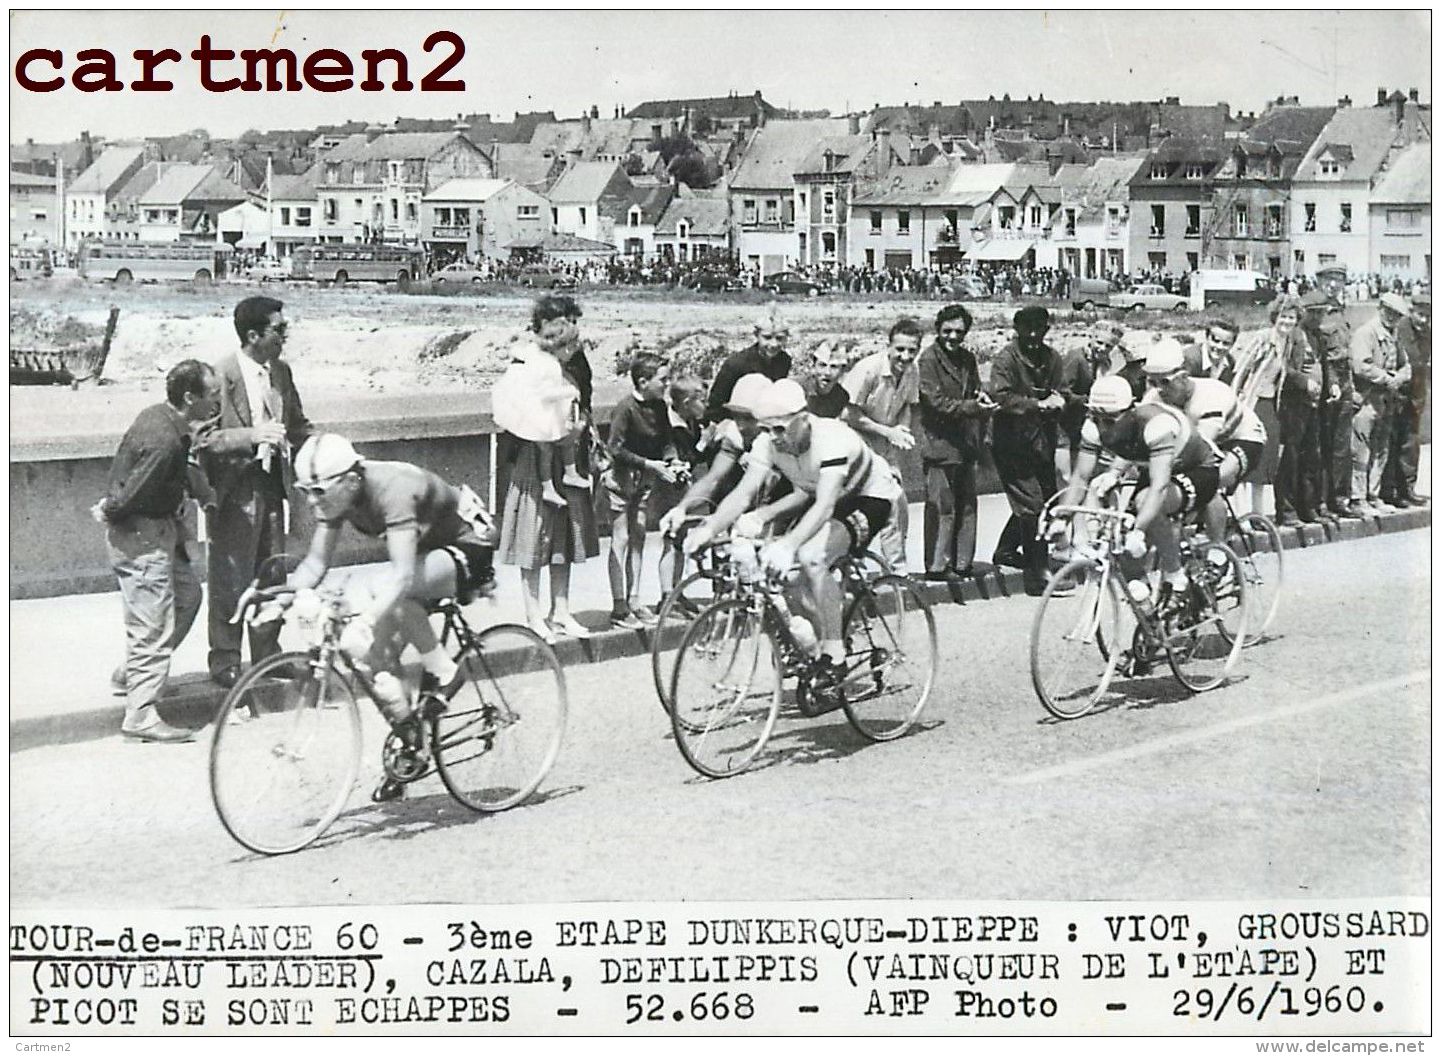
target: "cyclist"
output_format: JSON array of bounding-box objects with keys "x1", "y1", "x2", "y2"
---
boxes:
[
  {"x1": 279, "y1": 433, "x2": 498, "y2": 803},
  {"x1": 1056, "y1": 340, "x2": 1220, "y2": 611},
  {"x1": 1145, "y1": 353, "x2": 1268, "y2": 545},
  {"x1": 682, "y1": 378, "x2": 903, "y2": 697}
]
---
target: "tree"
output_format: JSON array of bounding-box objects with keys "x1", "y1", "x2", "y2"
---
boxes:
[
  {"x1": 667, "y1": 151, "x2": 713, "y2": 190},
  {"x1": 655, "y1": 133, "x2": 699, "y2": 164}
]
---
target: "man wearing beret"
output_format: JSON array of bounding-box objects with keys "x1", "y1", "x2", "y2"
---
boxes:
[
  {"x1": 1382, "y1": 293, "x2": 1430, "y2": 506},
  {"x1": 1305, "y1": 265, "x2": 1358, "y2": 519},
  {"x1": 987, "y1": 305, "x2": 1072, "y2": 595},
  {"x1": 1348, "y1": 292, "x2": 1412, "y2": 514}
]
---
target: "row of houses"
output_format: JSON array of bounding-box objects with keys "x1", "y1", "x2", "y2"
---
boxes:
[{"x1": 14, "y1": 88, "x2": 1433, "y2": 282}]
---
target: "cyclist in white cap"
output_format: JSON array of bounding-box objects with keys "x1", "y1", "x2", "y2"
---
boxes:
[
  {"x1": 684, "y1": 378, "x2": 903, "y2": 697},
  {"x1": 282, "y1": 433, "x2": 498, "y2": 802}
]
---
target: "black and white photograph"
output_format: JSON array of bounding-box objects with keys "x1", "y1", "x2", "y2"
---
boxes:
[{"x1": 7, "y1": 8, "x2": 1432, "y2": 1038}]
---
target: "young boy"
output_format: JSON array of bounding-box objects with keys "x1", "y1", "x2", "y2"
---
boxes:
[
  {"x1": 603, "y1": 353, "x2": 677, "y2": 629},
  {"x1": 652, "y1": 373, "x2": 707, "y2": 607}
]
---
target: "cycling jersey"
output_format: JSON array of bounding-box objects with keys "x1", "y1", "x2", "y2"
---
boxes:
[
  {"x1": 1158, "y1": 379, "x2": 1267, "y2": 446},
  {"x1": 1078, "y1": 402, "x2": 1215, "y2": 471},
  {"x1": 325, "y1": 461, "x2": 484, "y2": 549},
  {"x1": 748, "y1": 417, "x2": 903, "y2": 505}
]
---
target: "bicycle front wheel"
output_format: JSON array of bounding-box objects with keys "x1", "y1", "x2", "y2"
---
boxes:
[
  {"x1": 669, "y1": 599, "x2": 780, "y2": 778},
  {"x1": 841, "y1": 574, "x2": 937, "y2": 741},
  {"x1": 1030, "y1": 559, "x2": 1126, "y2": 720},
  {"x1": 651, "y1": 569, "x2": 721, "y2": 715},
  {"x1": 1233, "y1": 512, "x2": 1283, "y2": 645},
  {"x1": 434, "y1": 624, "x2": 567, "y2": 813},
  {"x1": 1165, "y1": 542, "x2": 1248, "y2": 692},
  {"x1": 209, "y1": 652, "x2": 361, "y2": 855}
]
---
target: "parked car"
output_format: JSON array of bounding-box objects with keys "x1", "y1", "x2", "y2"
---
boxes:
[
  {"x1": 1071, "y1": 276, "x2": 1119, "y2": 309},
  {"x1": 763, "y1": 271, "x2": 827, "y2": 296},
  {"x1": 251, "y1": 257, "x2": 292, "y2": 282},
  {"x1": 1113, "y1": 283, "x2": 1190, "y2": 312},
  {"x1": 519, "y1": 264, "x2": 578, "y2": 289},
  {"x1": 431, "y1": 261, "x2": 488, "y2": 285},
  {"x1": 682, "y1": 270, "x2": 744, "y2": 292},
  {"x1": 943, "y1": 275, "x2": 990, "y2": 299}
]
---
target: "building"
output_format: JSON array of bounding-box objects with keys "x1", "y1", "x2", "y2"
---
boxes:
[
  {"x1": 9, "y1": 169, "x2": 60, "y2": 245},
  {"x1": 64, "y1": 145, "x2": 146, "y2": 249},
  {"x1": 489, "y1": 142, "x2": 565, "y2": 193},
  {"x1": 105, "y1": 161, "x2": 168, "y2": 242},
  {"x1": 136, "y1": 164, "x2": 246, "y2": 242},
  {"x1": 546, "y1": 161, "x2": 633, "y2": 244},
  {"x1": 1127, "y1": 136, "x2": 1228, "y2": 277},
  {"x1": 506, "y1": 230, "x2": 615, "y2": 265},
  {"x1": 1050, "y1": 155, "x2": 1146, "y2": 278},
  {"x1": 653, "y1": 192, "x2": 732, "y2": 262},
  {"x1": 728, "y1": 118, "x2": 852, "y2": 276},
  {"x1": 968, "y1": 164, "x2": 1061, "y2": 269},
  {"x1": 847, "y1": 162, "x2": 1019, "y2": 270},
  {"x1": 216, "y1": 199, "x2": 270, "y2": 253},
  {"x1": 792, "y1": 130, "x2": 896, "y2": 269},
  {"x1": 314, "y1": 129, "x2": 493, "y2": 244},
  {"x1": 1202, "y1": 104, "x2": 1335, "y2": 277},
  {"x1": 267, "y1": 167, "x2": 321, "y2": 256},
  {"x1": 1291, "y1": 91, "x2": 1430, "y2": 278},
  {"x1": 627, "y1": 91, "x2": 781, "y2": 135},
  {"x1": 421, "y1": 178, "x2": 550, "y2": 263},
  {"x1": 603, "y1": 182, "x2": 674, "y2": 257},
  {"x1": 1368, "y1": 143, "x2": 1431, "y2": 282}
]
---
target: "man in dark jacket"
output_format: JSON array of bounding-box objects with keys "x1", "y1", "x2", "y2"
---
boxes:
[
  {"x1": 198, "y1": 295, "x2": 313, "y2": 688},
  {"x1": 988, "y1": 306, "x2": 1071, "y2": 595},
  {"x1": 916, "y1": 304, "x2": 995, "y2": 580},
  {"x1": 1305, "y1": 265, "x2": 1356, "y2": 517},
  {"x1": 1383, "y1": 292, "x2": 1430, "y2": 506},
  {"x1": 706, "y1": 306, "x2": 792, "y2": 420},
  {"x1": 95, "y1": 360, "x2": 221, "y2": 741}
]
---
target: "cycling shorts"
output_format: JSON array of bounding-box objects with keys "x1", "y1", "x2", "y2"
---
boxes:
[
  {"x1": 434, "y1": 540, "x2": 497, "y2": 605},
  {"x1": 1171, "y1": 465, "x2": 1220, "y2": 514},
  {"x1": 1222, "y1": 440, "x2": 1265, "y2": 486},
  {"x1": 833, "y1": 495, "x2": 892, "y2": 556}
]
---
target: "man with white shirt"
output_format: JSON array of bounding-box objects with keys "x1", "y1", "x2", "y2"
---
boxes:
[{"x1": 197, "y1": 295, "x2": 313, "y2": 688}]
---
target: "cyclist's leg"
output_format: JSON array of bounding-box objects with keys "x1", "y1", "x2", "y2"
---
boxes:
[
  {"x1": 795, "y1": 521, "x2": 851, "y2": 663},
  {"x1": 1137, "y1": 484, "x2": 1186, "y2": 576}
]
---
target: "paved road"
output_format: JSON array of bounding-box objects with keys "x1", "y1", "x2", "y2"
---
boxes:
[{"x1": 10, "y1": 530, "x2": 1429, "y2": 909}]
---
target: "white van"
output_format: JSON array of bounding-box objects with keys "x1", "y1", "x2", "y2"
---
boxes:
[{"x1": 1189, "y1": 269, "x2": 1275, "y2": 310}]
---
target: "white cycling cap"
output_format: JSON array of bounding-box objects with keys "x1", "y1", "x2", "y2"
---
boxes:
[
  {"x1": 753, "y1": 378, "x2": 809, "y2": 422},
  {"x1": 724, "y1": 373, "x2": 774, "y2": 415},
  {"x1": 1087, "y1": 375, "x2": 1135, "y2": 413},
  {"x1": 296, "y1": 433, "x2": 362, "y2": 483},
  {"x1": 1143, "y1": 338, "x2": 1186, "y2": 376}
]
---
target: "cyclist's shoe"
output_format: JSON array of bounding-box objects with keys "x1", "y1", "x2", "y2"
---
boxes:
[
  {"x1": 370, "y1": 671, "x2": 415, "y2": 726},
  {"x1": 371, "y1": 777, "x2": 406, "y2": 803},
  {"x1": 809, "y1": 655, "x2": 848, "y2": 697},
  {"x1": 420, "y1": 665, "x2": 468, "y2": 703}
]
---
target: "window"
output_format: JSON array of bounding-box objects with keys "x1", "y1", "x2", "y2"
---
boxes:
[
  {"x1": 579, "y1": 206, "x2": 587, "y2": 226},
  {"x1": 1184, "y1": 162, "x2": 1204, "y2": 180},
  {"x1": 551, "y1": 207, "x2": 559, "y2": 226},
  {"x1": 1339, "y1": 202, "x2": 1352, "y2": 233},
  {"x1": 628, "y1": 206, "x2": 642, "y2": 227},
  {"x1": 763, "y1": 198, "x2": 779, "y2": 223},
  {"x1": 1303, "y1": 202, "x2": 1316, "y2": 232},
  {"x1": 435, "y1": 207, "x2": 451, "y2": 226},
  {"x1": 864, "y1": 248, "x2": 875, "y2": 268},
  {"x1": 798, "y1": 233, "x2": 806, "y2": 258},
  {"x1": 1317, "y1": 253, "x2": 1337, "y2": 267},
  {"x1": 1063, "y1": 208, "x2": 1076, "y2": 237},
  {"x1": 1294, "y1": 249, "x2": 1304, "y2": 271},
  {"x1": 295, "y1": 207, "x2": 311, "y2": 228},
  {"x1": 405, "y1": 201, "x2": 417, "y2": 223},
  {"x1": 1265, "y1": 204, "x2": 1282, "y2": 237},
  {"x1": 1319, "y1": 157, "x2": 1342, "y2": 177},
  {"x1": 1386, "y1": 208, "x2": 1419, "y2": 230},
  {"x1": 390, "y1": 199, "x2": 399, "y2": 221},
  {"x1": 1186, "y1": 252, "x2": 1199, "y2": 271},
  {"x1": 326, "y1": 164, "x2": 340, "y2": 185},
  {"x1": 1149, "y1": 163, "x2": 1167, "y2": 180},
  {"x1": 869, "y1": 210, "x2": 882, "y2": 234},
  {"x1": 280, "y1": 207, "x2": 291, "y2": 226},
  {"x1": 1148, "y1": 251, "x2": 1167, "y2": 269},
  {"x1": 1380, "y1": 254, "x2": 1412, "y2": 272},
  {"x1": 1150, "y1": 205, "x2": 1165, "y2": 237},
  {"x1": 1185, "y1": 205, "x2": 1200, "y2": 236},
  {"x1": 897, "y1": 210, "x2": 910, "y2": 234},
  {"x1": 1105, "y1": 206, "x2": 1122, "y2": 236},
  {"x1": 821, "y1": 231, "x2": 836, "y2": 257},
  {"x1": 822, "y1": 191, "x2": 835, "y2": 222},
  {"x1": 1233, "y1": 204, "x2": 1248, "y2": 238},
  {"x1": 1028, "y1": 204, "x2": 1042, "y2": 227},
  {"x1": 945, "y1": 208, "x2": 959, "y2": 232},
  {"x1": 997, "y1": 205, "x2": 1014, "y2": 229},
  {"x1": 677, "y1": 221, "x2": 689, "y2": 239},
  {"x1": 517, "y1": 204, "x2": 539, "y2": 220},
  {"x1": 453, "y1": 208, "x2": 470, "y2": 227},
  {"x1": 1232, "y1": 253, "x2": 1248, "y2": 270},
  {"x1": 742, "y1": 198, "x2": 756, "y2": 224},
  {"x1": 798, "y1": 192, "x2": 807, "y2": 212}
]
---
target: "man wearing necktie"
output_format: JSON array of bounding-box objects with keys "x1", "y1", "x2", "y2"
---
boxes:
[{"x1": 197, "y1": 296, "x2": 313, "y2": 688}]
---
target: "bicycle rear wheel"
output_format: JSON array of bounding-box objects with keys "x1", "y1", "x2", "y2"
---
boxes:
[
  {"x1": 669, "y1": 599, "x2": 780, "y2": 778},
  {"x1": 651, "y1": 569, "x2": 722, "y2": 715},
  {"x1": 1165, "y1": 542, "x2": 1248, "y2": 691},
  {"x1": 434, "y1": 624, "x2": 567, "y2": 812},
  {"x1": 841, "y1": 574, "x2": 937, "y2": 741},
  {"x1": 1030, "y1": 558, "x2": 1126, "y2": 719},
  {"x1": 209, "y1": 652, "x2": 361, "y2": 855},
  {"x1": 1233, "y1": 512, "x2": 1283, "y2": 645}
]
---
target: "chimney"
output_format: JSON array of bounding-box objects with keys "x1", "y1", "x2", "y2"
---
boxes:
[
  {"x1": 928, "y1": 122, "x2": 942, "y2": 147},
  {"x1": 1166, "y1": 95, "x2": 1180, "y2": 106},
  {"x1": 80, "y1": 131, "x2": 94, "y2": 171},
  {"x1": 491, "y1": 138, "x2": 500, "y2": 177},
  {"x1": 580, "y1": 112, "x2": 591, "y2": 134},
  {"x1": 1408, "y1": 87, "x2": 1420, "y2": 102},
  {"x1": 877, "y1": 128, "x2": 892, "y2": 174},
  {"x1": 847, "y1": 112, "x2": 860, "y2": 135},
  {"x1": 365, "y1": 124, "x2": 385, "y2": 143},
  {"x1": 1377, "y1": 88, "x2": 1389, "y2": 107},
  {"x1": 590, "y1": 104, "x2": 599, "y2": 119},
  {"x1": 1338, "y1": 95, "x2": 1352, "y2": 108}
]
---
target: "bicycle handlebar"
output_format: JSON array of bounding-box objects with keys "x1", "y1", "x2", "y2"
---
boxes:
[
  {"x1": 1050, "y1": 504, "x2": 1136, "y2": 528},
  {"x1": 229, "y1": 582, "x2": 296, "y2": 625}
]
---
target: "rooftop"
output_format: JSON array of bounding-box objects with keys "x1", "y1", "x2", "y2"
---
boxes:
[
  {"x1": 67, "y1": 146, "x2": 145, "y2": 196},
  {"x1": 548, "y1": 161, "x2": 629, "y2": 204},
  {"x1": 423, "y1": 177, "x2": 512, "y2": 203},
  {"x1": 1370, "y1": 143, "x2": 1430, "y2": 205},
  {"x1": 730, "y1": 118, "x2": 852, "y2": 189}
]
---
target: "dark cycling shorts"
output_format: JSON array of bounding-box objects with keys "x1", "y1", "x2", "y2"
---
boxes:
[
  {"x1": 1171, "y1": 465, "x2": 1221, "y2": 514},
  {"x1": 833, "y1": 495, "x2": 892, "y2": 556},
  {"x1": 434, "y1": 540, "x2": 497, "y2": 604},
  {"x1": 1223, "y1": 440, "x2": 1265, "y2": 486}
]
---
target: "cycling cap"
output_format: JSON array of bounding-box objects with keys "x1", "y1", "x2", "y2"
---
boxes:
[
  {"x1": 296, "y1": 433, "x2": 362, "y2": 483},
  {"x1": 724, "y1": 373, "x2": 774, "y2": 414},
  {"x1": 1379, "y1": 292, "x2": 1411, "y2": 315},
  {"x1": 754, "y1": 378, "x2": 808, "y2": 421},
  {"x1": 1087, "y1": 375, "x2": 1135, "y2": 413},
  {"x1": 1143, "y1": 338, "x2": 1186, "y2": 375}
]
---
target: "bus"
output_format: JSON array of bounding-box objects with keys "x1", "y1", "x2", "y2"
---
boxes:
[
  {"x1": 79, "y1": 240, "x2": 233, "y2": 284},
  {"x1": 9, "y1": 244, "x2": 54, "y2": 281},
  {"x1": 289, "y1": 243, "x2": 425, "y2": 288}
]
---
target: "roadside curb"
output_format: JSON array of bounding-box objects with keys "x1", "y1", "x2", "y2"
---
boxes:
[{"x1": 10, "y1": 507, "x2": 1430, "y2": 754}]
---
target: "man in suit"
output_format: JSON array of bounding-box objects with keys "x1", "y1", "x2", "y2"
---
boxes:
[
  {"x1": 1183, "y1": 318, "x2": 1240, "y2": 380},
  {"x1": 199, "y1": 295, "x2": 312, "y2": 687}
]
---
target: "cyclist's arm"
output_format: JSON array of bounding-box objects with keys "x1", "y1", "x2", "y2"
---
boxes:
[
  {"x1": 704, "y1": 457, "x2": 770, "y2": 532},
  {"x1": 1064, "y1": 447, "x2": 1098, "y2": 507},
  {"x1": 1133, "y1": 451, "x2": 1174, "y2": 533},
  {"x1": 777, "y1": 468, "x2": 844, "y2": 550},
  {"x1": 362, "y1": 526, "x2": 422, "y2": 625},
  {"x1": 292, "y1": 521, "x2": 343, "y2": 591},
  {"x1": 677, "y1": 446, "x2": 740, "y2": 511},
  {"x1": 751, "y1": 487, "x2": 812, "y2": 530}
]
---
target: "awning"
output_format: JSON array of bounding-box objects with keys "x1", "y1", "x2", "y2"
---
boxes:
[{"x1": 967, "y1": 239, "x2": 1035, "y2": 262}]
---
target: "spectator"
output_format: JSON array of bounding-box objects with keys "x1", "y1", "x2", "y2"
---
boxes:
[
  {"x1": 1228, "y1": 301, "x2": 1293, "y2": 517},
  {"x1": 1183, "y1": 318, "x2": 1240, "y2": 380},
  {"x1": 95, "y1": 360, "x2": 221, "y2": 742},
  {"x1": 916, "y1": 304, "x2": 993, "y2": 581},
  {"x1": 1305, "y1": 265, "x2": 1358, "y2": 519},
  {"x1": 705, "y1": 305, "x2": 792, "y2": 421},
  {"x1": 1348, "y1": 293, "x2": 1412, "y2": 515},
  {"x1": 1055, "y1": 329, "x2": 1105, "y2": 484},
  {"x1": 602, "y1": 353, "x2": 676, "y2": 630},
  {"x1": 1272, "y1": 296, "x2": 1326, "y2": 526},
  {"x1": 842, "y1": 318, "x2": 923, "y2": 573},
  {"x1": 198, "y1": 295, "x2": 313, "y2": 689},
  {"x1": 1115, "y1": 333, "x2": 1152, "y2": 403},
  {"x1": 653, "y1": 373, "x2": 708, "y2": 606},
  {"x1": 802, "y1": 340, "x2": 851, "y2": 418},
  {"x1": 988, "y1": 306, "x2": 1070, "y2": 596},
  {"x1": 495, "y1": 295, "x2": 601, "y2": 643},
  {"x1": 1383, "y1": 293, "x2": 1430, "y2": 507}
]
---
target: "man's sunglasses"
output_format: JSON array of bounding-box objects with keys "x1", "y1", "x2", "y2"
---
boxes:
[{"x1": 297, "y1": 473, "x2": 348, "y2": 497}]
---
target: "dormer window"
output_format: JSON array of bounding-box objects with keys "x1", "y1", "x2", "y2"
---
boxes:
[
  {"x1": 1149, "y1": 163, "x2": 1167, "y2": 180},
  {"x1": 1319, "y1": 157, "x2": 1342, "y2": 177},
  {"x1": 628, "y1": 206, "x2": 642, "y2": 227},
  {"x1": 1184, "y1": 162, "x2": 1204, "y2": 180},
  {"x1": 677, "y1": 221, "x2": 689, "y2": 239}
]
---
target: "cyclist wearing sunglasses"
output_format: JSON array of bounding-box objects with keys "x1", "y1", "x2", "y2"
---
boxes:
[{"x1": 284, "y1": 433, "x2": 497, "y2": 802}]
